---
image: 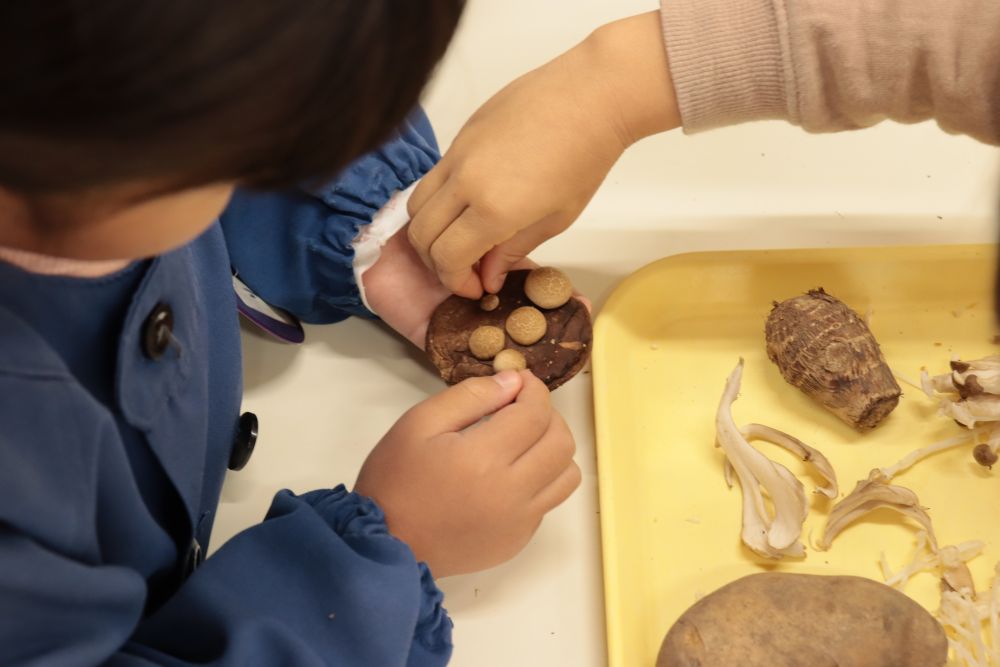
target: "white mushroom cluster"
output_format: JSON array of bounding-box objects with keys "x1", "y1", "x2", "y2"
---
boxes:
[
  {"x1": 922, "y1": 356, "x2": 1000, "y2": 468},
  {"x1": 715, "y1": 359, "x2": 838, "y2": 559}
]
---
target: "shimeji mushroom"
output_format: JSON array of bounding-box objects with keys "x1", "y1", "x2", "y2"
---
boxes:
[
  {"x1": 715, "y1": 359, "x2": 838, "y2": 558},
  {"x1": 921, "y1": 356, "x2": 1000, "y2": 468}
]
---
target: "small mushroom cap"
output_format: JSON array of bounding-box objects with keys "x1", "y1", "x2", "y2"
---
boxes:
[
  {"x1": 468, "y1": 325, "x2": 505, "y2": 360},
  {"x1": 505, "y1": 306, "x2": 547, "y2": 345},
  {"x1": 525, "y1": 267, "x2": 573, "y2": 309},
  {"x1": 479, "y1": 294, "x2": 500, "y2": 312},
  {"x1": 973, "y1": 443, "x2": 998, "y2": 468},
  {"x1": 493, "y1": 348, "x2": 527, "y2": 372}
]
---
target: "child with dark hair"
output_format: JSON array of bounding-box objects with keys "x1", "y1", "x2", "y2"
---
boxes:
[{"x1": 0, "y1": 2, "x2": 581, "y2": 665}]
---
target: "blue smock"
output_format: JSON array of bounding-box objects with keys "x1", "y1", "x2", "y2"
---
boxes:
[{"x1": 0, "y1": 110, "x2": 451, "y2": 666}]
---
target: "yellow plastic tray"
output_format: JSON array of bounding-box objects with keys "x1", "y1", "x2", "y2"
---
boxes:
[{"x1": 593, "y1": 244, "x2": 1000, "y2": 667}]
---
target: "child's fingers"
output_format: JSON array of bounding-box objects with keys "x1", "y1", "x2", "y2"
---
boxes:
[
  {"x1": 479, "y1": 222, "x2": 559, "y2": 294},
  {"x1": 408, "y1": 163, "x2": 450, "y2": 218},
  {"x1": 408, "y1": 180, "x2": 466, "y2": 276},
  {"x1": 409, "y1": 371, "x2": 523, "y2": 435},
  {"x1": 511, "y1": 411, "x2": 576, "y2": 492},
  {"x1": 482, "y1": 371, "x2": 553, "y2": 460},
  {"x1": 425, "y1": 206, "x2": 496, "y2": 298},
  {"x1": 531, "y1": 460, "x2": 583, "y2": 513}
]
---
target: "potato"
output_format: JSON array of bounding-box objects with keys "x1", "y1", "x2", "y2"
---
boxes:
[{"x1": 657, "y1": 573, "x2": 947, "y2": 667}]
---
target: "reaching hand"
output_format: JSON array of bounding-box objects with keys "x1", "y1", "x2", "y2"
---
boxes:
[
  {"x1": 354, "y1": 370, "x2": 581, "y2": 578},
  {"x1": 407, "y1": 11, "x2": 679, "y2": 298}
]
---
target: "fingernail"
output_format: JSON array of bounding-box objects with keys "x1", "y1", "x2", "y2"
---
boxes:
[{"x1": 493, "y1": 370, "x2": 520, "y2": 391}]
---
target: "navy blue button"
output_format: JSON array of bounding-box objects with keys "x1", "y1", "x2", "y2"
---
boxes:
[
  {"x1": 142, "y1": 303, "x2": 173, "y2": 360},
  {"x1": 228, "y1": 412, "x2": 258, "y2": 471}
]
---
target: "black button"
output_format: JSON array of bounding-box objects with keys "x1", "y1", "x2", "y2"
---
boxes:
[
  {"x1": 182, "y1": 538, "x2": 203, "y2": 580},
  {"x1": 142, "y1": 303, "x2": 174, "y2": 360},
  {"x1": 228, "y1": 411, "x2": 258, "y2": 471}
]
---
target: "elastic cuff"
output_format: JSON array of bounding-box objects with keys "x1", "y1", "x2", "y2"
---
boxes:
[
  {"x1": 660, "y1": 0, "x2": 796, "y2": 132},
  {"x1": 297, "y1": 485, "x2": 394, "y2": 538},
  {"x1": 412, "y1": 561, "x2": 453, "y2": 659},
  {"x1": 352, "y1": 183, "x2": 418, "y2": 315}
]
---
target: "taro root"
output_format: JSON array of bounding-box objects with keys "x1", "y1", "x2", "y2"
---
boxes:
[
  {"x1": 656, "y1": 573, "x2": 948, "y2": 667},
  {"x1": 765, "y1": 288, "x2": 901, "y2": 430}
]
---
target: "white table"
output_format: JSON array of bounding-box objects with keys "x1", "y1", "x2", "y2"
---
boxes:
[{"x1": 214, "y1": 2, "x2": 999, "y2": 665}]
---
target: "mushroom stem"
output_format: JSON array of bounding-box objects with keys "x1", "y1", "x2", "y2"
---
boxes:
[{"x1": 878, "y1": 433, "x2": 979, "y2": 480}]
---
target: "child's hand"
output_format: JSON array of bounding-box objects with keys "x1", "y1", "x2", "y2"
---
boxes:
[
  {"x1": 354, "y1": 370, "x2": 580, "y2": 578},
  {"x1": 407, "y1": 11, "x2": 680, "y2": 298},
  {"x1": 362, "y1": 222, "x2": 452, "y2": 347}
]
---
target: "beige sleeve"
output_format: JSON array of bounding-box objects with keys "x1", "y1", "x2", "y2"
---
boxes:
[{"x1": 660, "y1": 0, "x2": 1000, "y2": 145}]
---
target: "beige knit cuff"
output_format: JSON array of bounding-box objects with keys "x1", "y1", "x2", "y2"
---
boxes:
[{"x1": 660, "y1": 0, "x2": 797, "y2": 132}]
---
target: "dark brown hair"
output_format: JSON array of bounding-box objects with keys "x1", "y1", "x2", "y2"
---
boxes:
[{"x1": 0, "y1": 1, "x2": 464, "y2": 194}]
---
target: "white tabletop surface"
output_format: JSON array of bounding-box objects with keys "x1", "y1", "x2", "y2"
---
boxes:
[{"x1": 212, "y1": 2, "x2": 1000, "y2": 665}]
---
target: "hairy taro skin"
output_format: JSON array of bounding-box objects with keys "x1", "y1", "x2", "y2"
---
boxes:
[
  {"x1": 657, "y1": 573, "x2": 948, "y2": 667},
  {"x1": 765, "y1": 289, "x2": 901, "y2": 430}
]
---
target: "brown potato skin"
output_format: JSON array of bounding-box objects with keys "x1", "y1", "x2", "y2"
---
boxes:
[
  {"x1": 657, "y1": 573, "x2": 947, "y2": 667},
  {"x1": 765, "y1": 289, "x2": 900, "y2": 430}
]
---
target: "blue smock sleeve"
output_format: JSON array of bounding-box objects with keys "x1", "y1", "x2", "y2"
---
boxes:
[
  {"x1": 0, "y1": 370, "x2": 451, "y2": 666},
  {"x1": 220, "y1": 108, "x2": 440, "y2": 324},
  {"x1": 124, "y1": 488, "x2": 452, "y2": 667}
]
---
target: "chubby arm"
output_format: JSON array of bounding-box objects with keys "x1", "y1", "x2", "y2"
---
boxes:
[{"x1": 408, "y1": 1, "x2": 1000, "y2": 297}]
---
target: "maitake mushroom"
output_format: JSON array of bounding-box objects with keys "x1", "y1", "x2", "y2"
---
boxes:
[
  {"x1": 819, "y1": 469, "x2": 936, "y2": 551},
  {"x1": 715, "y1": 359, "x2": 838, "y2": 559}
]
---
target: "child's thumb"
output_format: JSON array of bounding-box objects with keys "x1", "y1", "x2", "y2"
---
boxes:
[{"x1": 416, "y1": 371, "x2": 523, "y2": 434}]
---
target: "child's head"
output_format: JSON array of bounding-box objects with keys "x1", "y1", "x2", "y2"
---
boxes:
[{"x1": 0, "y1": 1, "x2": 464, "y2": 259}]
